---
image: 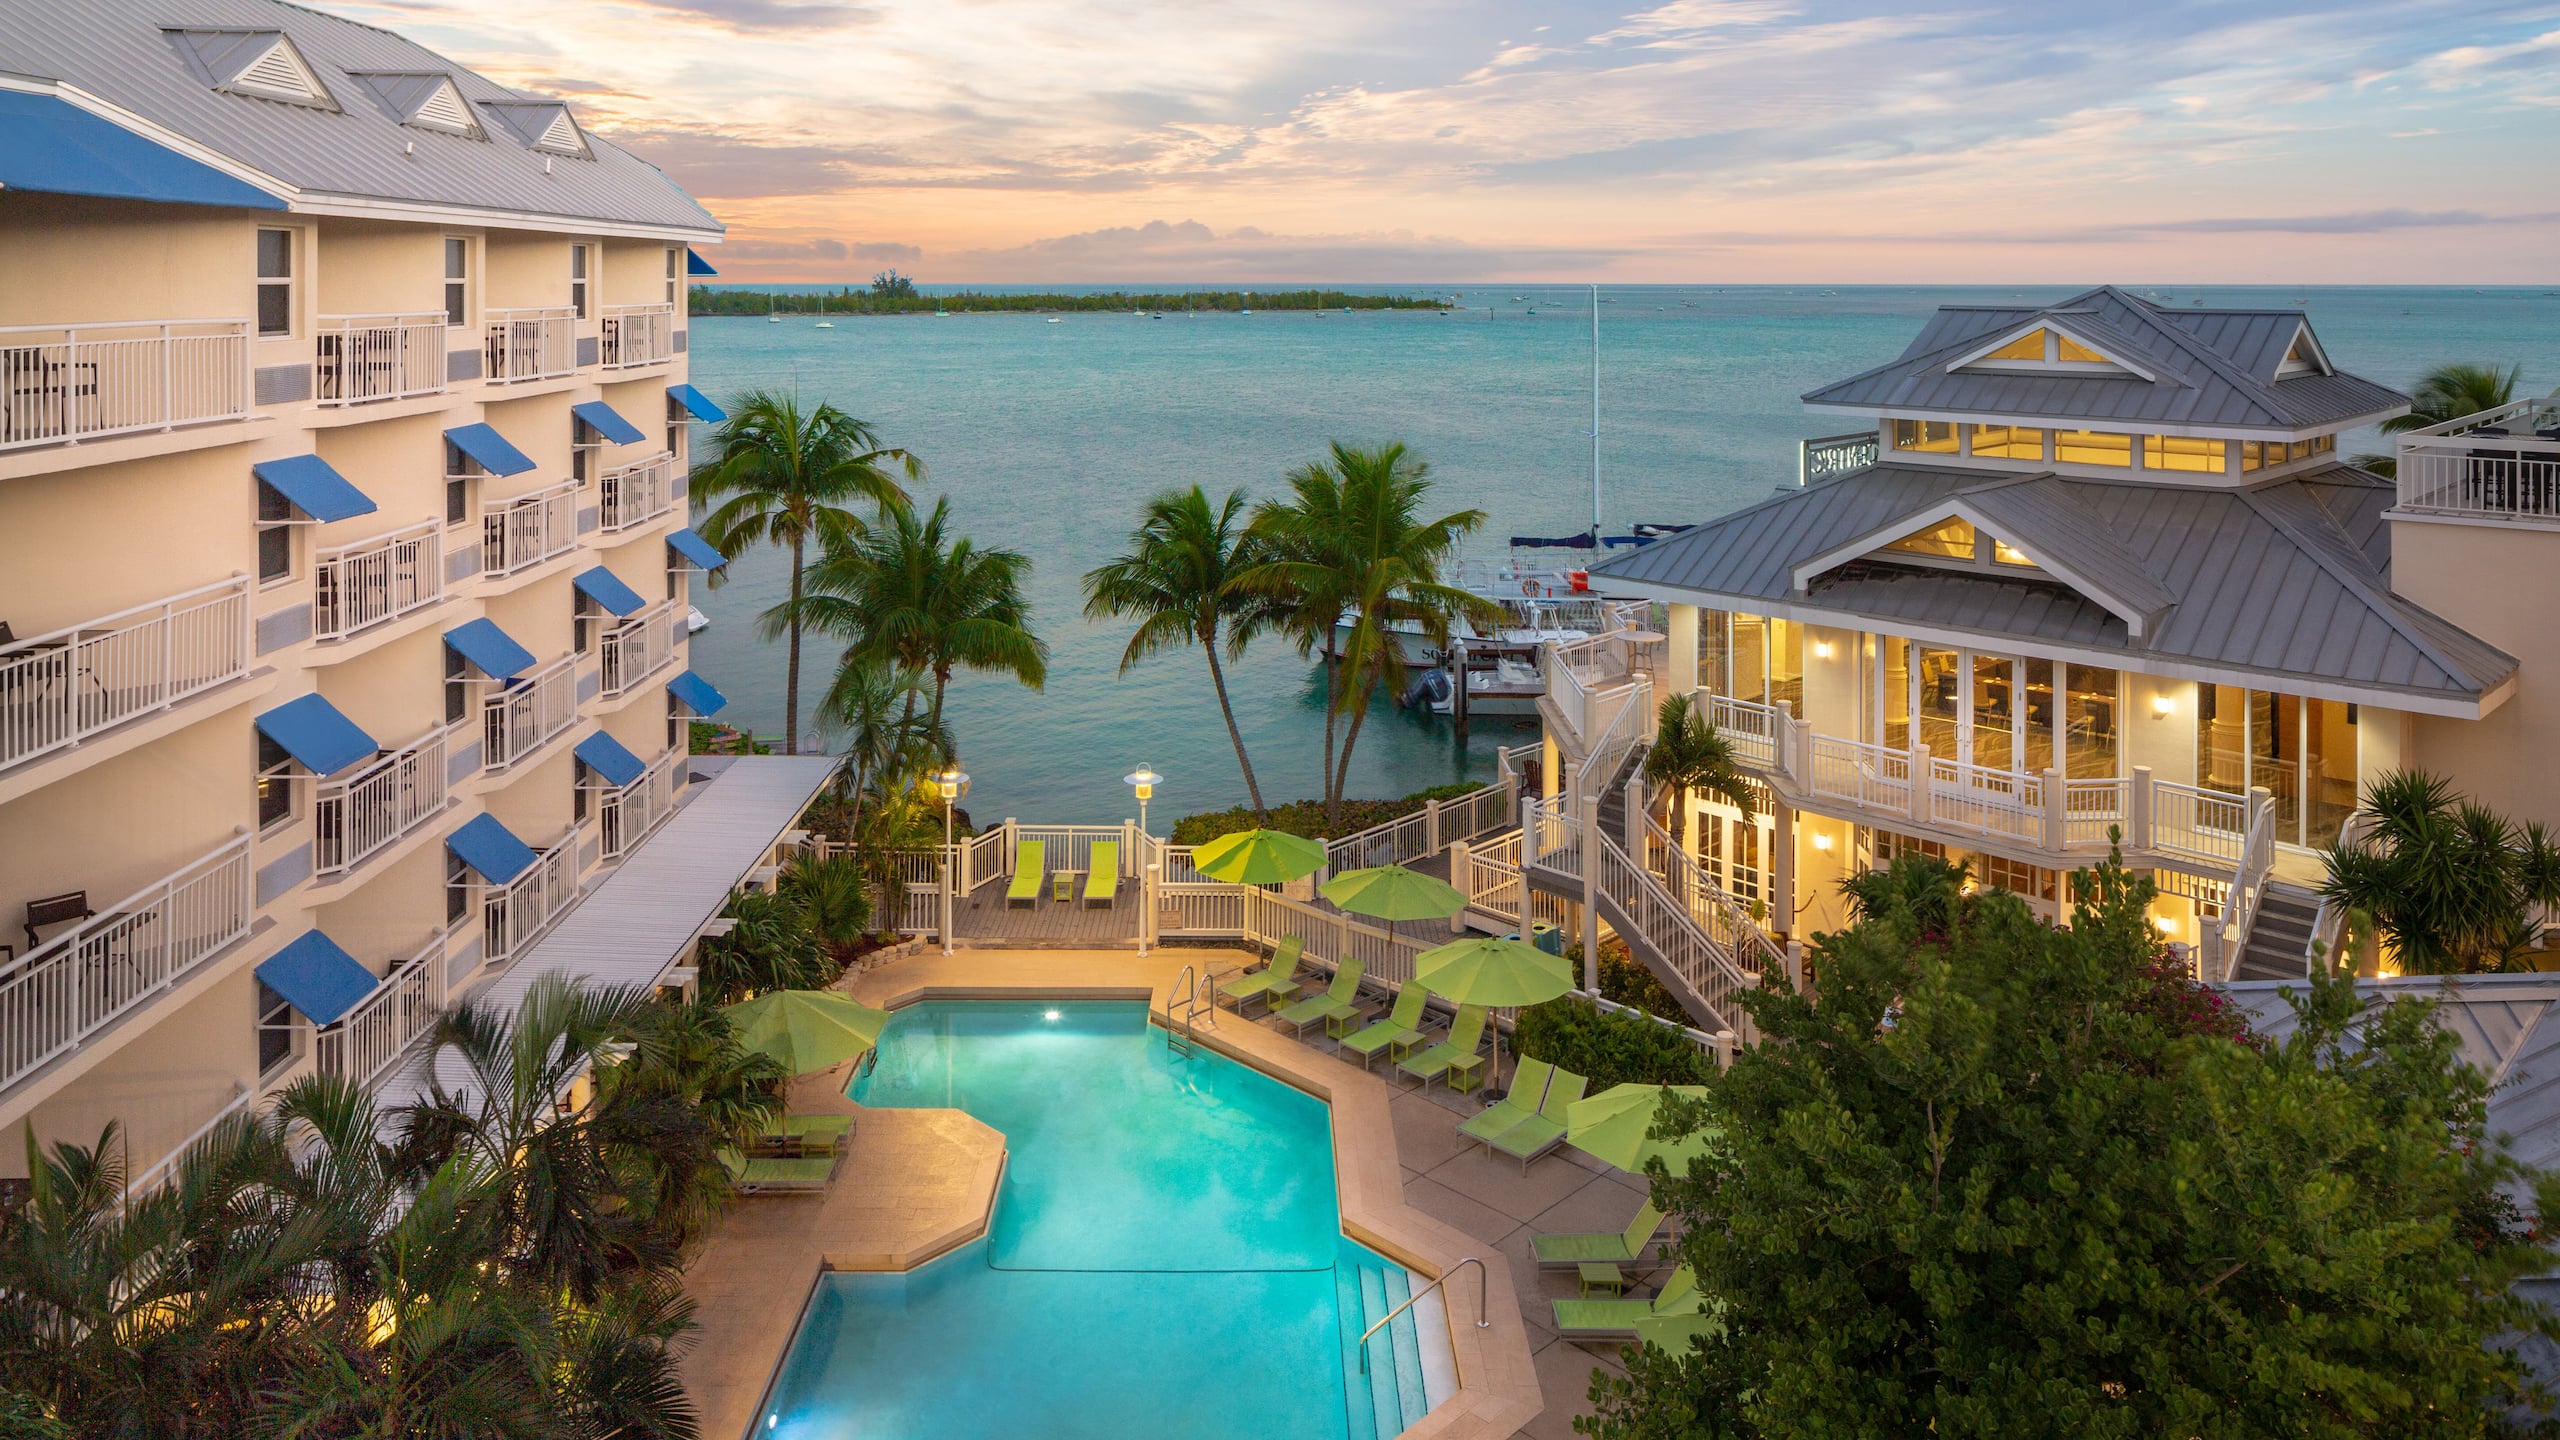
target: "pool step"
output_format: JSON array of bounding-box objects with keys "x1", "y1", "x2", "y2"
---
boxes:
[{"x1": 1336, "y1": 1258, "x2": 1449, "y2": 1439}]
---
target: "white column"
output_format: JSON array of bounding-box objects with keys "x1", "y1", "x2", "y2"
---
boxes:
[{"x1": 1667, "y1": 603, "x2": 1699, "y2": 697}]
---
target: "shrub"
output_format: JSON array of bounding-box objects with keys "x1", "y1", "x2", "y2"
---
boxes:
[
  {"x1": 1514, "y1": 995, "x2": 1717, "y2": 1089},
  {"x1": 695, "y1": 889, "x2": 836, "y2": 1002},
  {"x1": 1171, "y1": 781, "x2": 1492, "y2": 846}
]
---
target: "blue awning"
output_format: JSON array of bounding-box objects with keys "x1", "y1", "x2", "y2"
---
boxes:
[
  {"x1": 446, "y1": 813, "x2": 537, "y2": 885},
  {"x1": 255, "y1": 694, "x2": 379, "y2": 776},
  {"x1": 444, "y1": 422, "x2": 537, "y2": 477},
  {"x1": 254, "y1": 930, "x2": 380, "y2": 1026},
  {"x1": 572, "y1": 565, "x2": 648, "y2": 617},
  {"x1": 687, "y1": 248, "x2": 718, "y2": 276},
  {"x1": 0, "y1": 91, "x2": 286, "y2": 211},
  {"x1": 443, "y1": 618, "x2": 536, "y2": 680},
  {"x1": 252, "y1": 454, "x2": 376, "y2": 524},
  {"x1": 667, "y1": 670, "x2": 728, "y2": 717},
  {"x1": 666, "y1": 383, "x2": 726, "y2": 424},
  {"x1": 666, "y1": 527, "x2": 727, "y2": 571},
  {"x1": 571, "y1": 401, "x2": 646, "y2": 446},
  {"x1": 574, "y1": 731, "x2": 647, "y2": 788}
]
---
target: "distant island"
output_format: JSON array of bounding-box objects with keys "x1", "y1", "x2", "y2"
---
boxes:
[{"x1": 688, "y1": 285, "x2": 1452, "y2": 317}]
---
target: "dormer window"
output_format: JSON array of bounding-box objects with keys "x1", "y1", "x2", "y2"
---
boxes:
[
  {"x1": 167, "y1": 29, "x2": 336, "y2": 109},
  {"x1": 1884, "y1": 517, "x2": 1976, "y2": 560},
  {"x1": 1991, "y1": 539, "x2": 2038, "y2": 569},
  {"x1": 1969, "y1": 425, "x2": 2046, "y2": 460},
  {"x1": 2055, "y1": 430, "x2": 2133, "y2": 468},
  {"x1": 1952, "y1": 323, "x2": 2152, "y2": 380},
  {"x1": 350, "y1": 72, "x2": 485, "y2": 138},
  {"x1": 482, "y1": 100, "x2": 593, "y2": 158},
  {"x1": 2275, "y1": 325, "x2": 2333, "y2": 378},
  {"x1": 2144, "y1": 435, "x2": 2229, "y2": 474},
  {"x1": 1891, "y1": 419, "x2": 1959, "y2": 455}
]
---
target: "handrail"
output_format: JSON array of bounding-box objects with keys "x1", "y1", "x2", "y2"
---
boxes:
[
  {"x1": 123, "y1": 1079, "x2": 254, "y2": 1205},
  {"x1": 1359, "y1": 1256, "x2": 1488, "y2": 1372},
  {"x1": 2305, "y1": 810, "x2": 2371, "y2": 970}
]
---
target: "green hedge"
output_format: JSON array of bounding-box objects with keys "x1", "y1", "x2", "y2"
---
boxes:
[
  {"x1": 1513, "y1": 996, "x2": 1717, "y2": 1089},
  {"x1": 1169, "y1": 783, "x2": 1484, "y2": 847}
]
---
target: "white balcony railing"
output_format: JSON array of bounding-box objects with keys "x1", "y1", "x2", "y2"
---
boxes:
[
  {"x1": 484, "y1": 833, "x2": 579, "y2": 965},
  {"x1": 2395, "y1": 399, "x2": 2560, "y2": 524},
  {"x1": 313, "y1": 521, "x2": 442, "y2": 641},
  {"x1": 313, "y1": 313, "x2": 446, "y2": 405},
  {"x1": 1706, "y1": 693, "x2": 1781, "y2": 771},
  {"x1": 482, "y1": 307, "x2": 576, "y2": 383},
  {"x1": 2152, "y1": 781, "x2": 2253, "y2": 866},
  {"x1": 599, "y1": 747, "x2": 685, "y2": 861},
  {"x1": 1806, "y1": 732, "x2": 1913, "y2": 814},
  {"x1": 598, "y1": 601, "x2": 679, "y2": 697},
  {"x1": 314, "y1": 725, "x2": 450, "y2": 876},
  {"x1": 0, "y1": 576, "x2": 252, "y2": 774},
  {"x1": 480, "y1": 479, "x2": 580, "y2": 575},
  {"x1": 0, "y1": 833, "x2": 255, "y2": 1098},
  {"x1": 314, "y1": 929, "x2": 445, "y2": 1091},
  {"x1": 0, "y1": 319, "x2": 251, "y2": 450},
  {"x1": 483, "y1": 653, "x2": 581, "y2": 770},
  {"x1": 599, "y1": 303, "x2": 677, "y2": 368},
  {"x1": 599, "y1": 452, "x2": 678, "y2": 532}
]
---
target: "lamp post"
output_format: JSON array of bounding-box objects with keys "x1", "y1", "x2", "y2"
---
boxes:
[
  {"x1": 1125, "y1": 765, "x2": 1162, "y2": 837},
  {"x1": 927, "y1": 766, "x2": 968, "y2": 955}
]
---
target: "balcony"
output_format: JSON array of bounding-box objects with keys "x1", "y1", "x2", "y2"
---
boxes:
[
  {"x1": 482, "y1": 307, "x2": 576, "y2": 384},
  {"x1": 2394, "y1": 398, "x2": 2560, "y2": 524},
  {"x1": 600, "y1": 303, "x2": 677, "y2": 369},
  {"x1": 483, "y1": 832, "x2": 579, "y2": 965},
  {"x1": 314, "y1": 725, "x2": 451, "y2": 877},
  {"x1": 598, "y1": 452, "x2": 678, "y2": 532},
  {"x1": 313, "y1": 522, "x2": 442, "y2": 641},
  {"x1": 0, "y1": 833, "x2": 255, "y2": 1099},
  {"x1": 313, "y1": 928, "x2": 444, "y2": 1091},
  {"x1": 313, "y1": 313, "x2": 446, "y2": 405},
  {"x1": 480, "y1": 479, "x2": 580, "y2": 575},
  {"x1": 598, "y1": 601, "x2": 679, "y2": 697},
  {"x1": 483, "y1": 652, "x2": 581, "y2": 770},
  {"x1": 0, "y1": 319, "x2": 250, "y2": 451},
  {"x1": 598, "y1": 747, "x2": 685, "y2": 861},
  {"x1": 0, "y1": 576, "x2": 253, "y2": 775}
]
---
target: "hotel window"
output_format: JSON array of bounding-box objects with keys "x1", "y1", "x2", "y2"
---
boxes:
[
  {"x1": 1978, "y1": 853, "x2": 2059, "y2": 903},
  {"x1": 256, "y1": 228, "x2": 294, "y2": 336},
  {"x1": 1986, "y1": 330, "x2": 2045, "y2": 361},
  {"x1": 573, "y1": 417, "x2": 596, "y2": 486},
  {"x1": 2053, "y1": 334, "x2": 2107, "y2": 364},
  {"x1": 2240, "y1": 441, "x2": 2271, "y2": 472},
  {"x1": 444, "y1": 641, "x2": 470, "y2": 725},
  {"x1": 444, "y1": 441, "x2": 476, "y2": 527},
  {"x1": 1891, "y1": 418, "x2": 1960, "y2": 454},
  {"x1": 1884, "y1": 516, "x2": 1976, "y2": 560},
  {"x1": 256, "y1": 732, "x2": 295, "y2": 829},
  {"x1": 444, "y1": 238, "x2": 468, "y2": 326},
  {"x1": 1991, "y1": 538, "x2": 2038, "y2": 568},
  {"x1": 2064, "y1": 665, "x2": 2120, "y2": 778},
  {"x1": 2055, "y1": 430, "x2": 2133, "y2": 467},
  {"x1": 571, "y1": 244, "x2": 591, "y2": 319},
  {"x1": 1968, "y1": 424, "x2": 2045, "y2": 460},
  {"x1": 664, "y1": 247, "x2": 680, "y2": 304},
  {"x1": 256, "y1": 980, "x2": 298, "y2": 1076},
  {"x1": 2145, "y1": 434, "x2": 2228, "y2": 474},
  {"x1": 256, "y1": 480, "x2": 294, "y2": 583},
  {"x1": 445, "y1": 849, "x2": 471, "y2": 925}
]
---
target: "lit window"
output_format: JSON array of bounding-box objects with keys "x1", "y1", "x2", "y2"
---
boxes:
[
  {"x1": 256, "y1": 228, "x2": 293, "y2": 337},
  {"x1": 2307, "y1": 433, "x2": 2334, "y2": 455},
  {"x1": 2144, "y1": 435, "x2": 2228, "y2": 474},
  {"x1": 2055, "y1": 430, "x2": 2133, "y2": 467},
  {"x1": 1969, "y1": 425, "x2": 2046, "y2": 460},
  {"x1": 1892, "y1": 418, "x2": 1960, "y2": 453},
  {"x1": 1884, "y1": 516, "x2": 1976, "y2": 560},
  {"x1": 1992, "y1": 539, "x2": 2038, "y2": 568},
  {"x1": 2054, "y1": 334, "x2": 2108, "y2": 363},
  {"x1": 2240, "y1": 441, "x2": 2270, "y2": 472},
  {"x1": 1987, "y1": 330, "x2": 2044, "y2": 361}
]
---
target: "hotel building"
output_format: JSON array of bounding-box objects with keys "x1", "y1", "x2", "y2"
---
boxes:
[{"x1": 0, "y1": 2, "x2": 831, "y2": 1183}]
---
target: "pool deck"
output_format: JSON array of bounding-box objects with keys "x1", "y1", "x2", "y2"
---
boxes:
[{"x1": 681, "y1": 945, "x2": 1639, "y2": 1440}]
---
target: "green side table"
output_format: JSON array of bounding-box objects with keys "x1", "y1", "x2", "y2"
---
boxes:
[{"x1": 1578, "y1": 1262, "x2": 1626, "y2": 1299}]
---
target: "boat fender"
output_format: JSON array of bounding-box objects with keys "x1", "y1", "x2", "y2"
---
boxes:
[{"x1": 1522, "y1": 579, "x2": 1538, "y2": 596}]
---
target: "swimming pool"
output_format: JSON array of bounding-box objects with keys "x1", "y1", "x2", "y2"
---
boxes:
[{"x1": 754, "y1": 1001, "x2": 1450, "y2": 1439}]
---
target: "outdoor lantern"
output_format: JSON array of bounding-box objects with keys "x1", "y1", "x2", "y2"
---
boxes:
[
  {"x1": 1126, "y1": 765, "x2": 1163, "y2": 836},
  {"x1": 929, "y1": 766, "x2": 971, "y2": 805}
]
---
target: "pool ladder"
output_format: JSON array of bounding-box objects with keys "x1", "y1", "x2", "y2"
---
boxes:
[
  {"x1": 1166, "y1": 963, "x2": 1215, "y2": 1057},
  {"x1": 1359, "y1": 1257, "x2": 1489, "y2": 1375}
]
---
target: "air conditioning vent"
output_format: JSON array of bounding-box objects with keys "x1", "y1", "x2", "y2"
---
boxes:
[{"x1": 350, "y1": 72, "x2": 485, "y2": 137}]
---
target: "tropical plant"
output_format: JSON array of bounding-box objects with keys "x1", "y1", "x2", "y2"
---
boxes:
[
  {"x1": 693, "y1": 390, "x2": 918, "y2": 753},
  {"x1": 1514, "y1": 994, "x2": 1717, "y2": 1089},
  {"x1": 1083, "y1": 484, "x2": 1272, "y2": 820},
  {"x1": 1836, "y1": 851, "x2": 1971, "y2": 937},
  {"x1": 2352, "y1": 361, "x2": 2527, "y2": 479},
  {"x1": 1239, "y1": 442, "x2": 1502, "y2": 829},
  {"x1": 814, "y1": 655, "x2": 941, "y2": 830},
  {"x1": 2319, "y1": 769, "x2": 2560, "y2": 974},
  {"x1": 780, "y1": 850, "x2": 874, "y2": 961},
  {"x1": 1580, "y1": 850, "x2": 2559, "y2": 1440},
  {"x1": 792, "y1": 495, "x2": 1047, "y2": 757},
  {"x1": 693, "y1": 888, "x2": 835, "y2": 1002},
  {"x1": 1642, "y1": 693, "x2": 1756, "y2": 828}
]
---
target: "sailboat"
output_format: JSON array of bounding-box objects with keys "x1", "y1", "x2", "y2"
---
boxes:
[
  {"x1": 766, "y1": 291, "x2": 781, "y2": 323},
  {"x1": 813, "y1": 294, "x2": 833, "y2": 329}
]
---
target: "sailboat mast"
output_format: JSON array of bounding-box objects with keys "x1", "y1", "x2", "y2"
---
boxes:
[{"x1": 1589, "y1": 282, "x2": 1601, "y2": 540}]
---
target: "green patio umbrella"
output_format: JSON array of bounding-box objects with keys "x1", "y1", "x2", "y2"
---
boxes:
[
  {"x1": 722, "y1": 990, "x2": 892, "y2": 1076},
  {"x1": 1191, "y1": 828, "x2": 1329, "y2": 886},
  {"x1": 1319, "y1": 864, "x2": 1468, "y2": 928},
  {"x1": 1412, "y1": 935, "x2": 1574, "y2": 1097},
  {"x1": 1567, "y1": 1082, "x2": 1716, "y2": 1174}
]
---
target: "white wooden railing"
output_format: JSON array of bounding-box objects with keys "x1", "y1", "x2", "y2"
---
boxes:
[
  {"x1": 600, "y1": 303, "x2": 677, "y2": 368},
  {"x1": 1925, "y1": 755, "x2": 2043, "y2": 844},
  {"x1": 2198, "y1": 791, "x2": 2278, "y2": 982},
  {"x1": 313, "y1": 521, "x2": 442, "y2": 640},
  {"x1": 483, "y1": 832, "x2": 580, "y2": 965},
  {"x1": 2151, "y1": 781, "x2": 2253, "y2": 866},
  {"x1": 314, "y1": 929, "x2": 444, "y2": 1090},
  {"x1": 0, "y1": 319, "x2": 251, "y2": 450},
  {"x1": 1800, "y1": 430, "x2": 1880, "y2": 486},
  {"x1": 598, "y1": 601, "x2": 679, "y2": 698},
  {"x1": 482, "y1": 653, "x2": 580, "y2": 770},
  {"x1": 0, "y1": 833, "x2": 255, "y2": 1099},
  {"x1": 123, "y1": 1079, "x2": 254, "y2": 1203},
  {"x1": 482, "y1": 307, "x2": 576, "y2": 382},
  {"x1": 314, "y1": 725, "x2": 449, "y2": 876},
  {"x1": 1805, "y1": 732, "x2": 1914, "y2": 814},
  {"x1": 599, "y1": 452, "x2": 678, "y2": 531},
  {"x1": 1706, "y1": 694, "x2": 1780, "y2": 770},
  {"x1": 0, "y1": 576, "x2": 252, "y2": 774},
  {"x1": 314, "y1": 313, "x2": 446, "y2": 404},
  {"x1": 599, "y1": 747, "x2": 684, "y2": 861},
  {"x1": 1638, "y1": 812, "x2": 1785, "y2": 978},
  {"x1": 480, "y1": 478, "x2": 580, "y2": 575},
  {"x1": 1598, "y1": 827, "x2": 1759, "y2": 1039},
  {"x1": 2395, "y1": 398, "x2": 2560, "y2": 523}
]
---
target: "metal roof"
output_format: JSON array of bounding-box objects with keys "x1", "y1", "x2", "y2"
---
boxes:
[
  {"x1": 1802, "y1": 286, "x2": 2405, "y2": 433},
  {"x1": 0, "y1": 0, "x2": 720, "y2": 236},
  {"x1": 374, "y1": 755, "x2": 837, "y2": 1117},
  {"x1": 1590, "y1": 461, "x2": 2518, "y2": 713}
]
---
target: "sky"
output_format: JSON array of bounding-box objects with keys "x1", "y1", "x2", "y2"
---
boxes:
[{"x1": 342, "y1": 0, "x2": 2560, "y2": 283}]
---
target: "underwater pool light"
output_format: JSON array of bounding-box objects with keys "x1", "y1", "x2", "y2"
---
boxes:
[{"x1": 1045, "y1": 1009, "x2": 1062, "y2": 1021}]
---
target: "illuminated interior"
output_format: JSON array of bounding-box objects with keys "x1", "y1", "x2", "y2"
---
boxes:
[{"x1": 1883, "y1": 516, "x2": 1976, "y2": 559}]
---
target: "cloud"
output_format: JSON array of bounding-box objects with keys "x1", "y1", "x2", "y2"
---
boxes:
[
  {"x1": 943, "y1": 218, "x2": 1623, "y2": 280},
  {"x1": 627, "y1": 0, "x2": 872, "y2": 31},
  {"x1": 1652, "y1": 208, "x2": 2560, "y2": 249},
  {"x1": 852, "y1": 241, "x2": 924, "y2": 262},
  {"x1": 716, "y1": 236, "x2": 849, "y2": 261}
]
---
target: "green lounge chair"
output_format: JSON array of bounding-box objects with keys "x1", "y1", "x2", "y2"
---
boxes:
[
  {"x1": 1006, "y1": 841, "x2": 1044, "y2": 907},
  {"x1": 1218, "y1": 935, "x2": 1304, "y2": 1012},
  {"x1": 1490, "y1": 1067, "x2": 1587, "y2": 1169},
  {"x1": 1337, "y1": 984, "x2": 1431, "y2": 1069},
  {"x1": 718, "y1": 1146, "x2": 840, "y2": 1194},
  {"x1": 1534, "y1": 1201, "x2": 1665, "y2": 1270},
  {"x1": 1274, "y1": 958, "x2": 1364, "y2": 1037},
  {"x1": 1084, "y1": 841, "x2": 1120, "y2": 908},
  {"x1": 755, "y1": 1113, "x2": 854, "y2": 1154},
  {"x1": 1457, "y1": 1056, "x2": 1553, "y2": 1151},
  {"x1": 1552, "y1": 1265, "x2": 1700, "y2": 1339},
  {"x1": 1396, "y1": 1004, "x2": 1489, "y2": 1091}
]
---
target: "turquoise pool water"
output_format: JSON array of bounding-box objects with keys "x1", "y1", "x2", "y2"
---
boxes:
[{"x1": 755, "y1": 1001, "x2": 1437, "y2": 1439}]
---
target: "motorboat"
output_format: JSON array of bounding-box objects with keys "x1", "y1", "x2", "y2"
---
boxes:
[{"x1": 686, "y1": 606, "x2": 710, "y2": 634}]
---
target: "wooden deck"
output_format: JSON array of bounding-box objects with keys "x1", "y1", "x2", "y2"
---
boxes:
[{"x1": 949, "y1": 874, "x2": 1144, "y2": 946}]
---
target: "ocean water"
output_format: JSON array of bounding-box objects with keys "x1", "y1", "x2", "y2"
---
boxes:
[{"x1": 684, "y1": 284, "x2": 2560, "y2": 824}]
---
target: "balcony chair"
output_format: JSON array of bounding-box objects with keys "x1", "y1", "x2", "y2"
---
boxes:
[{"x1": 23, "y1": 891, "x2": 94, "y2": 953}]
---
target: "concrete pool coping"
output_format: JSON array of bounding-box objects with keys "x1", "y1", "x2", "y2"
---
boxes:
[{"x1": 678, "y1": 947, "x2": 1544, "y2": 1440}]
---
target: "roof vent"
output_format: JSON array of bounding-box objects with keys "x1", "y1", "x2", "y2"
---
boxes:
[
  {"x1": 480, "y1": 100, "x2": 592, "y2": 159},
  {"x1": 166, "y1": 29, "x2": 337, "y2": 110},
  {"x1": 349, "y1": 72, "x2": 485, "y2": 138}
]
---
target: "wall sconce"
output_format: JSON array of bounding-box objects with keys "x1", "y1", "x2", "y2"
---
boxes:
[
  {"x1": 1812, "y1": 640, "x2": 1834, "y2": 659},
  {"x1": 1811, "y1": 832, "x2": 1834, "y2": 852},
  {"x1": 2154, "y1": 915, "x2": 2179, "y2": 936},
  {"x1": 2151, "y1": 693, "x2": 2176, "y2": 719}
]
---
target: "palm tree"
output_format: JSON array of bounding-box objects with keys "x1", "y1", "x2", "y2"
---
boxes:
[
  {"x1": 1642, "y1": 693, "x2": 1757, "y2": 828},
  {"x1": 693, "y1": 391, "x2": 918, "y2": 754},
  {"x1": 1083, "y1": 485, "x2": 1270, "y2": 820},
  {"x1": 791, "y1": 496, "x2": 1047, "y2": 756},
  {"x1": 2352, "y1": 362, "x2": 2526, "y2": 479},
  {"x1": 2320, "y1": 770, "x2": 2560, "y2": 974},
  {"x1": 1241, "y1": 442, "x2": 1501, "y2": 829},
  {"x1": 815, "y1": 655, "x2": 940, "y2": 830}
]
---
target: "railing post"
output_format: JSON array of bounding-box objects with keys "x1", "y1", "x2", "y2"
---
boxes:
[
  {"x1": 159, "y1": 322, "x2": 174, "y2": 431},
  {"x1": 2129, "y1": 765, "x2": 2153, "y2": 851},
  {"x1": 1909, "y1": 742, "x2": 1933, "y2": 824},
  {"x1": 940, "y1": 840, "x2": 955, "y2": 957},
  {"x1": 1520, "y1": 796, "x2": 1539, "y2": 866},
  {"x1": 1579, "y1": 791, "x2": 1602, "y2": 992},
  {"x1": 1426, "y1": 797, "x2": 1442, "y2": 856},
  {"x1": 1141, "y1": 863, "x2": 1159, "y2": 955},
  {"x1": 1448, "y1": 841, "x2": 1471, "y2": 930},
  {"x1": 1623, "y1": 765, "x2": 1644, "y2": 855},
  {"x1": 2042, "y1": 767, "x2": 2066, "y2": 851}
]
